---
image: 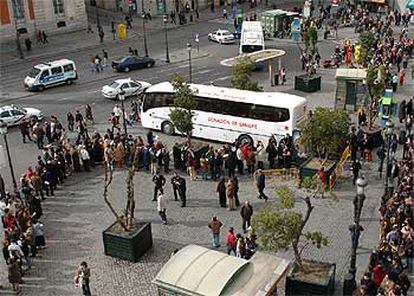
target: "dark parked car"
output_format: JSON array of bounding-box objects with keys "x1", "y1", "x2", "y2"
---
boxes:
[{"x1": 112, "y1": 56, "x2": 155, "y2": 72}]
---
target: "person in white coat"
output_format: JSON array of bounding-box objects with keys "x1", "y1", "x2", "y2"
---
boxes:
[
  {"x1": 256, "y1": 141, "x2": 267, "y2": 170},
  {"x1": 157, "y1": 192, "x2": 168, "y2": 225}
]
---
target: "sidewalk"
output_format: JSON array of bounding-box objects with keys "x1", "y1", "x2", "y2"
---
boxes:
[{"x1": 0, "y1": 0, "x2": 305, "y2": 66}]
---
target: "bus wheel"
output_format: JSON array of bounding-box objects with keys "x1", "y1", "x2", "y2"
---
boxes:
[
  {"x1": 238, "y1": 134, "x2": 253, "y2": 146},
  {"x1": 161, "y1": 121, "x2": 174, "y2": 135},
  {"x1": 66, "y1": 79, "x2": 73, "y2": 85},
  {"x1": 37, "y1": 85, "x2": 45, "y2": 92}
]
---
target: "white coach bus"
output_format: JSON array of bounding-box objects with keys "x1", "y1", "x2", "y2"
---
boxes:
[{"x1": 140, "y1": 82, "x2": 307, "y2": 144}]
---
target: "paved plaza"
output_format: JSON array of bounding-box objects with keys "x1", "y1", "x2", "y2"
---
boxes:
[{"x1": 0, "y1": 1, "x2": 413, "y2": 295}]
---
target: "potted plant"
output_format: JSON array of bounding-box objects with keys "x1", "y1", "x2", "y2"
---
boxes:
[
  {"x1": 297, "y1": 107, "x2": 351, "y2": 188},
  {"x1": 102, "y1": 165, "x2": 153, "y2": 262},
  {"x1": 295, "y1": 25, "x2": 321, "y2": 92},
  {"x1": 253, "y1": 185, "x2": 334, "y2": 295}
]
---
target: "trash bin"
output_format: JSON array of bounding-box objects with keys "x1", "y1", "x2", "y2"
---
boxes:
[{"x1": 274, "y1": 75, "x2": 279, "y2": 86}]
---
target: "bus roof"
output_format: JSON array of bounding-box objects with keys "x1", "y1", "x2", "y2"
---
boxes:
[
  {"x1": 241, "y1": 21, "x2": 263, "y2": 31},
  {"x1": 145, "y1": 82, "x2": 307, "y2": 109}
]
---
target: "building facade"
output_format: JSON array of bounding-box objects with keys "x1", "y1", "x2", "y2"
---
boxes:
[
  {"x1": 90, "y1": 0, "x2": 209, "y2": 16},
  {"x1": 0, "y1": 0, "x2": 88, "y2": 43}
]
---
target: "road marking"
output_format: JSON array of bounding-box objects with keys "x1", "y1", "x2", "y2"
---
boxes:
[
  {"x1": 58, "y1": 97, "x2": 69, "y2": 101},
  {"x1": 196, "y1": 69, "x2": 214, "y2": 75}
]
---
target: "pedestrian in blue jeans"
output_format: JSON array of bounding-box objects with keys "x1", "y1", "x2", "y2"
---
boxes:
[{"x1": 208, "y1": 216, "x2": 223, "y2": 248}]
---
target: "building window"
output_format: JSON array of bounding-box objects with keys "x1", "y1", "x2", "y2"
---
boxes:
[
  {"x1": 53, "y1": 0, "x2": 65, "y2": 15},
  {"x1": 11, "y1": 0, "x2": 25, "y2": 19}
]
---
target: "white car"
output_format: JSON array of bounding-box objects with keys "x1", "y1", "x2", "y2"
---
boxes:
[
  {"x1": 208, "y1": 29, "x2": 236, "y2": 44},
  {"x1": 102, "y1": 78, "x2": 151, "y2": 100},
  {"x1": 0, "y1": 105, "x2": 43, "y2": 126}
]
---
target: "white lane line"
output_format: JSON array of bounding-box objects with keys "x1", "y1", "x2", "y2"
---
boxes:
[{"x1": 58, "y1": 97, "x2": 69, "y2": 101}]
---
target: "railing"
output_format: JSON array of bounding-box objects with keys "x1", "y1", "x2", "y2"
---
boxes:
[
  {"x1": 253, "y1": 168, "x2": 300, "y2": 187},
  {"x1": 329, "y1": 145, "x2": 350, "y2": 191}
]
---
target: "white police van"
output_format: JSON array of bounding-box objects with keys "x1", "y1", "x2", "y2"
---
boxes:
[{"x1": 24, "y1": 59, "x2": 78, "y2": 91}]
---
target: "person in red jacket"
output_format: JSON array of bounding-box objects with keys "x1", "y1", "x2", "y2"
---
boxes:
[
  {"x1": 226, "y1": 227, "x2": 237, "y2": 256},
  {"x1": 373, "y1": 263, "x2": 387, "y2": 287}
]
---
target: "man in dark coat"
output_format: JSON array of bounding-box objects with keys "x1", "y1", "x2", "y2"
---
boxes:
[
  {"x1": 256, "y1": 170, "x2": 268, "y2": 201},
  {"x1": 240, "y1": 201, "x2": 253, "y2": 233},
  {"x1": 171, "y1": 172, "x2": 186, "y2": 207},
  {"x1": 152, "y1": 171, "x2": 166, "y2": 201},
  {"x1": 19, "y1": 119, "x2": 32, "y2": 143}
]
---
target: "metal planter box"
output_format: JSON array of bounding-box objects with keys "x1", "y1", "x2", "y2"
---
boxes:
[
  {"x1": 295, "y1": 75, "x2": 321, "y2": 92},
  {"x1": 285, "y1": 260, "x2": 336, "y2": 295},
  {"x1": 103, "y1": 221, "x2": 152, "y2": 262}
]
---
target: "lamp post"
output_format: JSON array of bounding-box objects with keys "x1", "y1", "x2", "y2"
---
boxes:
[
  {"x1": 96, "y1": 4, "x2": 100, "y2": 29},
  {"x1": 343, "y1": 175, "x2": 368, "y2": 296},
  {"x1": 13, "y1": 17, "x2": 23, "y2": 59},
  {"x1": 118, "y1": 91, "x2": 128, "y2": 137},
  {"x1": 187, "y1": 43, "x2": 192, "y2": 83},
  {"x1": 163, "y1": 14, "x2": 170, "y2": 63},
  {"x1": 141, "y1": 0, "x2": 149, "y2": 57},
  {"x1": 0, "y1": 121, "x2": 17, "y2": 189},
  {"x1": 384, "y1": 121, "x2": 394, "y2": 197}
]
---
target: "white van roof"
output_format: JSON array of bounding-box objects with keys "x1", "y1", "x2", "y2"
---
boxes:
[{"x1": 34, "y1": 59, "x2": 75, "y2": 69}]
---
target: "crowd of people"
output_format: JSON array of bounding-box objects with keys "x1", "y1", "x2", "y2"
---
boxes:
[{"x1": 355, "y1": 127, "x2": 413, "y2": 295}]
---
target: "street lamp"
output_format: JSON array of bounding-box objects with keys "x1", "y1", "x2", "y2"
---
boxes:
[
  {"x1": 118, "y1": 91, "x2": 128, "y2": 137},
  {"x1": 163, "y1": 14, "x2": 170, "y2": 63},
  {"x1": 141, "y1": 0, "x2": 149, "y2": 57},
  {"x1": 384, "y1": 121, "x2": 395, "y2": 197},
  {"x1": 343, "y1": 175, "x2": 368, "y2": 296},
  {"x1": 0, "y1": 121, "x2": 17, "y2": 189},
  {"x1": 13, "y1": 17, "x2": 23, "y2": 59},
  {"x1": 187, "y1": 43, "x2": 192, "y2": 83}
]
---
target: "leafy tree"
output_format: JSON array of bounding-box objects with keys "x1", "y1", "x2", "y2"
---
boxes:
[
  {"x1": 365, "y1": 64, "x2": 386, "y2": 128},
  {"x1": 299, "y1": 107, "x2": 351, "y2": 159},
  {"x1": 300, "y1": 25, "x2": 318, "y2": 77},
  {"x1": 252, "y1": 186, "x2": 328, "y2": 272},
  {"x1": 169, "y1": 74, "x2": 197, "y2": 145},
  {"x1": 358, "y1": 31, "x2": 376, "y2": 67},
  {"x1": 231, "y1": 57, "x2": 262, "y2": 91}
]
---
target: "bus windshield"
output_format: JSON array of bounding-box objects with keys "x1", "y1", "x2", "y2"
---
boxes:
[
  {"x1": 27, "y1": 67, "x2": 41, "y2": 78},
  {"x1": 241, "y1": 45, "x2": 264, "y2": 53}
]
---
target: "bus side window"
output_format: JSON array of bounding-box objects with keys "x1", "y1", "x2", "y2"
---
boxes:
[
  {"x1": 51, "y1": 67, "x2": 63, "y2": 75},
  {"x1": 63, "y1": 64, "x2": 74, "y2": 72},
  {"x1": 40, "y1": 70, "x2": 49, "y2": 80}
]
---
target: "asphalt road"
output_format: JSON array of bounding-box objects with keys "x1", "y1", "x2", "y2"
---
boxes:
[{"x1": 0, "y1": 15, "x2": 308, "y2": 184}]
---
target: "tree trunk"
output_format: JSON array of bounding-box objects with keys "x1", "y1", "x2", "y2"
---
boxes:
[
  {"x1": 104, "y1": 166, "x2": 128, "y2": 231},
  {"x1": 187, "y1": 133, "x2": 192, "y2": 147},
  {"x1": 293, "y1": 195, "x2": 314, "y2": 273},
  {"x1": 125, "y1": 165, "x2": 136, "y2": 230}
]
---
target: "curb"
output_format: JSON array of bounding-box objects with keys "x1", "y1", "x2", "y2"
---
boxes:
[{"x1": 0, "y1": 31, "x2": 139, "y2": 67}]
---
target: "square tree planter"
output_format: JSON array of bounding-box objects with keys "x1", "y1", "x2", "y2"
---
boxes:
[
  {"x1": 285, "y1": 260, "x2": 336, "y2": 295},
  {"x1": 294, "y1": 74, "x2": 321, "y2": 93},
  {"x1": 103, "y1": 221, "x2": 153, "y2": 262}
]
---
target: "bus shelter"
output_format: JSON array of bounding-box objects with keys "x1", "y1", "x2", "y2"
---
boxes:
[
  {"x1": 221, "y1": 49, "x2": 286, "y2": 87},
  {"x1": 334, "y1": 68, "x2": 367, "y2": 111},
  {"x1": 153, "y1": 244, "x2": 291, "y2": 296}
]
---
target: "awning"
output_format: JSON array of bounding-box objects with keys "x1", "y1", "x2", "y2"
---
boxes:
[
  {"x1": 153, "y1": 245, "x2": 291, "y2": 296},
  {"x1": 220, "y1": 49, "x2": 286, "y2": 67},
  {"x1": 361, "y1": 0, "x2": 386, "y2": 4},
  {"x1": 335, "y1": 68, "x2": 367, "y2": 79},
  {"x1": 153, "y1": 245, "x2": 249, "y2": 296}
]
